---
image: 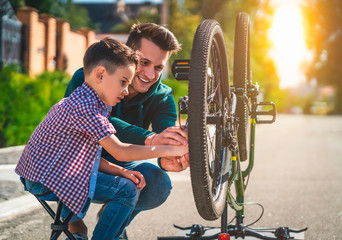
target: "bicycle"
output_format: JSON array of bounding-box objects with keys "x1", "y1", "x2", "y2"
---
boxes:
[{"x1": 158, "y1": 13, "x2": 307, "y2": 240}]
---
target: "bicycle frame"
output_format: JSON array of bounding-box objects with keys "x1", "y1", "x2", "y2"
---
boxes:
[{"x1": 227, "y1": 83, "x2": 276, "y2": 234}]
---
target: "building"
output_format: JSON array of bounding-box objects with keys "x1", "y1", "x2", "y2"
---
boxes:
[{"x1": 0, "y1": 0, "x2": 23, "y2": 70}]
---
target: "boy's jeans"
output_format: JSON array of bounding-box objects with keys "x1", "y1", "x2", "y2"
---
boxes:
[
  {"x1": 25, "y1": 172, "x2": 139, "y2": 240},
  {"x1": 104, "y1": 159, "x2": 173, "y2": 224}
]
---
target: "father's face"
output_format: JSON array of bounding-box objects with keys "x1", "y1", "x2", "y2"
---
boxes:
[{"x1": 127, "y1": 38, "x2": 170, "y2": 100}]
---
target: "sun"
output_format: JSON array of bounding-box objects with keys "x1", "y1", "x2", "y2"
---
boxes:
[{"x1": 268, "y1": 0, "x2": 312, "y2": 89}]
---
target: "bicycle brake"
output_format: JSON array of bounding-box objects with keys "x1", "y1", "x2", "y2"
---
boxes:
[
  {"x1": 274, "y1": 227, "x2": 292, "y2": 239},
  {"x1": 274, "y1": 226, "x2": 308, "y2": 240},
  {"x1": 186, "y1": 224, "x2": 206, "y2": 237},
  {"x1": 173, "y1": 224, "x2": 206, "y2": 237}
]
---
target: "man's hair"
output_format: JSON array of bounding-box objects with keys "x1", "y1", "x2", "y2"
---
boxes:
[
  {"x1": 126, "y1": 23, "x2": 181, "y2": 54},
  {"x1": 83, "y1": 38, "x2": 139, "y2": 75}
]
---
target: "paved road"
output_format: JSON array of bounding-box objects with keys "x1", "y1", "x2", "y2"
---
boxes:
[{"x1": 0, "y1": 114, "x2": 341, "y2": 239}]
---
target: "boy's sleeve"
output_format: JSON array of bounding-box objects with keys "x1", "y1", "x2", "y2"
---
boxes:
[
  {"x1": 109, "y1": 116, "x2": 153, "y2": 145},
  {"x1": 64, "y1": 68, "x2": 85, "y2": 97},
  {"x1": 73, "y1": 106, "x2": 116, "y2": 143}
]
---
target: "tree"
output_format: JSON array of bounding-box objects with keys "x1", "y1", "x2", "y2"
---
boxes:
[
  {"x1": 110, "y1": 8, "x2": 160, "y2": 34},
  {"x1": 8, "y1": 0, "x2": 23, "y2": 12},
  {"x1": 55, "y1": 0, "x2": 95, "y2": 30},
  {"x1": 302, "y1": 0, "x2": 342, "y2": 113},
  {"x1": 167, "y1": 0, "x2": 279, "y2": 100},
  {"x1": 168, "y1": 0, "x2": 201, "y2": 60},
  {"x1": 23, "y1": 0, "x2": 94, "y2": 30},
  {"x1": 24, "y1": 0, "x2": 52, "y2": 14}
]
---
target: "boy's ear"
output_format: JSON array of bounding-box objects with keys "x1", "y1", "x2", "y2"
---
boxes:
[{"x1": 94, "y1": 66, "x2": 106, "y2": 83}]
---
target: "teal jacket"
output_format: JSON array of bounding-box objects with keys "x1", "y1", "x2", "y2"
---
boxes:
[{"x1": 64, "y1": 68, "x2": 178, "y2": 145}]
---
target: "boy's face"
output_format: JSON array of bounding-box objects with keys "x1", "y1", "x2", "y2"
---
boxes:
[
  {"x1": 100, "y1": 65, "x2": 135, "y2": 106},
  {"x1": 127, "y1": 38, "x2": 170, "y2": 100}
]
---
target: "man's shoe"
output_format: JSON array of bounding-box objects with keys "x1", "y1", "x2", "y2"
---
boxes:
[
  {"x1": 65, "y1": 232, "x2": 88, "y2": 240},
  {"x1": 119, "y1": 229, "x2": 128, "y2": 240}
]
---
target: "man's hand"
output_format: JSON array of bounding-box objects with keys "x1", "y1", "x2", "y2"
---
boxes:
[
  {"x1": 159, "y1": 153, "x2": 189, "y2": 172},
  {"x1": 145, "y1": 126, "x2": 188, "y2": 146}
]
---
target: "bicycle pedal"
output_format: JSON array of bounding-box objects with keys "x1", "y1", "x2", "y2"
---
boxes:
[
  {"x1": 255, "y1": 102, "x2": 276, "y2": 124},
  {"x1": 172, "y1": 59, "x2": 190, "y2": 80}
]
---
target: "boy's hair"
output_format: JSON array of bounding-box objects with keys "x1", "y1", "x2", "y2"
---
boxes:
[
  {"x1": 83, "y1": 38, "x2": 139, "y2": 75},
  {"x1": 126, "y1": 23, "x2": 181, "y2": 54}
]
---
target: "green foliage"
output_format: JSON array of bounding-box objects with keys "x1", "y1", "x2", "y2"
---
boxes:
[
  {"x1": 9, "y1": 0, "x2": 23, "y2": 12},
  {"x1": 25, "y1": 0, "x2": 52, "y2": 14},
  {"x1": 55, "y1": 0, "x2": 96, "y2": 31},
  {"x1": 0, "y1": 67, "x2": 69, "y2": 147},
  {"x1": 110, "y1": 21, "x2": 134, "y2": 34},
  {"x1": 21, "y1": 0, "x2": 95, "y2": 31},
  {"x1": 163, "y1": 78, "x2": 188, "y2": 104},
  {"x1": 302, "y1": 0, "x2": 342, "y2": 113},
  {"x1": 169, "y1": 0, "x2": 201, "y2": 61},
  {"x1": 110, "y1": 8, "x2": 160, "y2": 33}
]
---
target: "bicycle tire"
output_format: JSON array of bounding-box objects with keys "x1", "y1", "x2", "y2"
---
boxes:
[
  {"x1": 188, "y1": 19, "x2": 230, "y2": 221},
  {"x1": 233, "y1": 12, "x2": 251, "y2": 162}
]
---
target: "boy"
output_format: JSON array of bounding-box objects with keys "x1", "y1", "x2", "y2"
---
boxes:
[
  {"x1": 65, "y1": 24, "x2": 189, "y2": 239},
  {"x1": 15, "y1": 38, "x2": 188, "y2": 240}
]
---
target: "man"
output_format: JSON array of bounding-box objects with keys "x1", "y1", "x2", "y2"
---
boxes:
[{"x1": 64, "y1": 23, "x2": 189, "y2": 239}]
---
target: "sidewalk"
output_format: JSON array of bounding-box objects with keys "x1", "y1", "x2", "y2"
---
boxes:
[
  {"x1": 0, "y1": 146, "x2": 40, "y2": 220},
  {"x1": 0, "y1": 146, "x2": 25, "y2": 202},
  {"x1": 0, "y1": 145, "x2": 25, "y2": 164}
]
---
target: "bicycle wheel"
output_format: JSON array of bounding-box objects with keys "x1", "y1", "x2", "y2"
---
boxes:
[
  {"x1": 188, "y1": 19, "x2": 230, "y2": 221},
  {"x1": 233, "y1": 12, "x2": 251, "y2": 162}
]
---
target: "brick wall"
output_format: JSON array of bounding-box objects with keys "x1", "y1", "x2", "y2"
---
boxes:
[{"x1": 16, "y1": 7, "x2": 95, "y2": 77}]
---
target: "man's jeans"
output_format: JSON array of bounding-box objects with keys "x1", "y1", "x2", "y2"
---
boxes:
[
  {"x1": 24, "y1": 172, "x2": 139, "y2": 240},
  {"x1": 104, "y1": 159, "x2": 173, "y2": 224}
]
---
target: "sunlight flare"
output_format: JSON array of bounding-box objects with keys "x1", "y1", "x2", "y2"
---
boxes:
[{"x1": 269, "y1": 0, "x2": 312, "y2": 89}]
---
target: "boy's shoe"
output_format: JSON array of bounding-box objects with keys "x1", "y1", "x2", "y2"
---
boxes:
[
  {"x1": 65, "y1": 232, "x2": 88, "y2": 240},
  {"x1": 119, "y1": 229, "x2": 128, "y2": 240}
]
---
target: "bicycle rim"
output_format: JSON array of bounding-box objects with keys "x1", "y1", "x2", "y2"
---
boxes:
[{"x1": 188, "y1": 19, "x2": 230, "y2": 221}]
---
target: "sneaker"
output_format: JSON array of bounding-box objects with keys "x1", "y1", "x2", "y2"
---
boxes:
[{"x1": 119, "y1": 229, "x2": 128, "y2": 240}]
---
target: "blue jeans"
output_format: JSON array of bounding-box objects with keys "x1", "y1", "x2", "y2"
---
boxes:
[
  {"x1": 104, "y1": 158, "x2": 173, "y2": 224},
  {"x1": 24, "y1": 172, "x2": 139, "y2": 240}
]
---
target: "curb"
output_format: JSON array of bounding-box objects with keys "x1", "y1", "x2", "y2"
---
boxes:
[
  {"x1": 0, "y1": 145, "x2": 25, "y2": 164},
  {"x1": 0, "y1": 194, "x2": 41, "y2": 220}
]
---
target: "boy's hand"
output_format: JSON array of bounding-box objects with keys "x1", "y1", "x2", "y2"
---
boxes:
[{"x1": 122, "y1": 169, "x2": 146, "y2": 190}]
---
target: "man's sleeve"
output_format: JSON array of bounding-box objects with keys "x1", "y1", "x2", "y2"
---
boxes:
[
  {"x1": 111, "y1": 91, "x2": 177, "y2": 145},
  {"x1": 64, "y1": 68, "x2": 85, "y2": 97},
  {"x1": 150, "y1": 93, "x2": 178, "y2": 134},
  {"x1": 109, "y1": 116, "x2": 153, "y2": 145}
]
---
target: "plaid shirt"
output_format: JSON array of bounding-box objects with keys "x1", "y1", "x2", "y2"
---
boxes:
[{"x1": 15, "y1": 82, "x2": 116, "y2": 215}]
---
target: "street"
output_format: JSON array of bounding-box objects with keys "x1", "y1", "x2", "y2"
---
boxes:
[{"x1": 0, "y1": 114, "x2": 341, "y2": 239}]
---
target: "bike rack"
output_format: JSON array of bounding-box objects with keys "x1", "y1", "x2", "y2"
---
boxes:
[{"x1": 159, "y1": 60, "x2": 307, "y2": 240}]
